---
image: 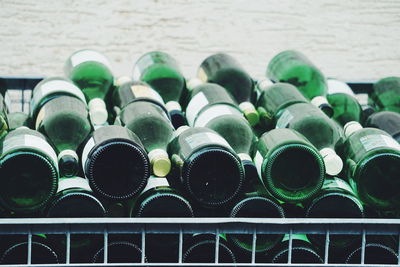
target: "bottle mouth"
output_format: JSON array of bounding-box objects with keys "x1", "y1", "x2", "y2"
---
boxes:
[
  {"x1": 87, "y1": 141, "x2": 150, "y2": 200},
  {"x1": 346, "y1": 243, "x2": 398, "y2": 264},
  {"x1": 263, "y1": 144, "x2": 325, "y2": 202},
  {"x1": 93, "y1": 242, "x2": 145, "y2": 263},
  {"x1": 133, "y1": 192, "x2": 194, "y2": 218},
  {"x1": 355, "y1": 152, "x2": 400, "y2": 209},
  {"x1": 0, "y1": 151, "x2": 58, "y2": 213},
  {"x1": 46, "y1": 192, "x2": 106, "y2": 218},
  {"x1": 0, "y1": 241, "x2": 59, "y2": 264},
  {"x1": 272, "y1": 246, "x2": 323, "y2": 263},
  {"x1": 58, "y1": 154, "x2": 79, "y2": 178},
  {"x1": 228, "y1": 196, "x2": 285, "y2": 253},
  {"x1": 183, "y1": 240, "x2": 236, "y2": 264},
  {"x1": 183, "y1": 148, "x2": 244, "y2": 207}
]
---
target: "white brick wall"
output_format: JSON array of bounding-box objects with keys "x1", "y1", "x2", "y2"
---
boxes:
[{"x1": 1, "y1": 0, "x2": 399, "y2": 81}]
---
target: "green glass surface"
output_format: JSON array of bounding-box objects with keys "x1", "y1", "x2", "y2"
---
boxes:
[
  {"x1": 257, "y1": 128, "x2": 325, "y2": 202},
  {"x1": 267, "y1": 50, "x2": 328, "y2": 100},
  {"x1": 372, "y1": 77, "x2": 400, "y2": 113},
  {"x1": 343, "y1": 127, "x2": 400, "y2": 209},
  {"x1": 134, "y1": 51, "x2": 185, "y2": 103},
  {"x1": 327, "y1": 93, "x2": 362, "y2": 126}
]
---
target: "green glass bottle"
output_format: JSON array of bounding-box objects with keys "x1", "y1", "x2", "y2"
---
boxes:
[
  {"x1": 130, "y1": 176, "x2": 194, "y2": 263},
  {"x1": 305, "y1": 177, "x2": 364, "y2": 251},
  {"x1": 275, "y1": 102, "x2": 344, "y2": 176},
  {"x1": 268, "y1": 234, "x2": 323, "y2": 264},
  {"x1": 267, "y1": 50, "x2": 333, "y2": 117},
  {"x1": 256, "y1": 82, "x2": 308, "y2": 130},
  {"x1": 254, "y1": 128, "x2": 325, "y2": 202},
  {"x1": 81, "y1": 125, "x2": 150, "y2": 200},
  {"x1": 0, "y1": 127, "x2": 58, "y2": 213},
  {"x1": 366, "y1": 111, "x2": 400, "y2": 143},
  {"x1": 35, "y1": 96, "x2": 92, "y2": 177},
  {"x1": 198, "y1": 53, "x2": 259, "y2": 125},
  {"x1": 183, "y1": 234, "x2": 236, "y2": 266},
  {"x1": 92, "y1": 242, "x2": 144, "y2": 264},
  {"x1": 119, "y1": 100, "x2": 174, "y2": 177},
  {"x1": 133, "y1": 51, "x2": 185, "y2": 116},
  {"x1": 0, "y1": 94, "x2": 8, "y2": 139},
  {"x1": 30, "y1": 77, "x2": 87, "y2": 121},
  {"x1": 7, "y1": 112, "x2": 30, "y2": 131},
  {"x1": 226, "y1": 194, "x2": 285, "y2": 255},
  {"x1": 168, "y1": 127, "x2": 244, "y2": 207},
  {"x1": 342, "y1": 121, "x2": 400, "y2": 209},
  {"x1": 64, "y1": 49, "x2": 113, "y2": 125},
  {"x1": 371, "y1": 77, "x2": 400, "y2": 113},
  {"x1": 346, "y1": 243, "x2": 398, "y2": 264}
]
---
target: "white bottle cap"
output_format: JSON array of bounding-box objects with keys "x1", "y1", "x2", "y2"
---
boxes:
[
  {"x1": 175, "y1": 125, "x2": 190, "y2": 137},
  {"x1": 88, "y1": 98, "x2": 108, "y2": 125},
  {"x1": 114, "y1": 76, "x2": 132, "y2": 87},
  {"x1": 165, "y1": 101, "x2": 182, "y2": 112},
  {"x1": 319, "y1": 148, "x2": 343, "y2": 176},
  {"x1": 186, "y1": 78, "x2": 204, "y2": 90},
  {"x1": 257, "y1": 78, "x2": 274, "y2": 91},
  {"x1": 148, "y1": 149, "x2": 171, "y2": 177},
  {"x1": 344, "y1": 121, "x2": 363, "y2": 138}
]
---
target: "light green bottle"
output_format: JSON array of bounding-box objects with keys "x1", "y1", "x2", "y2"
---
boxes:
[
  {"x1": 7, "y1": 112, "x2": 30, "y2": 131},
  {"x1": 0, "y1": 127, "x2": 59, "y2": 213},
  {"x1": 119, "y1": 100, "x2": 174, "y2": 177},
  {"x1": 342, "y1": 121, "x2": 400, "y2": 210},
  {"x1": 64, "y1": 49, "x2": 113, "y2": 125},
  {"x1": 133, "y1": 51, "x2": 185, "y2": 116},
  {"x1": 30, "y1": 77, "x2": 87, "y2": 122},
  {"x1": 371, "y1": 77, "x2": 400, "y2": 113},
  {"x1": 267, "y1": 50, "x2": 333, "y2": 117},
  {"x1": 35, "y1": 96, "x2": 92, "y2": 177},
  {"x1": 0, "y1": 94, "x2": 9, "y2": 139},
  {"x1": 197, "y1": 53, "x2": 259, "y2": 125},
  {"x1": 254, "y1": 128, "x2": 325, "y2": 202},
  {"x1": 168, "y1": 127, "x2": 244, "y2": 207},
  {"x1": 256, "y1": 82, "x2": 308, "y2": 129},
  {"x1": 275, "y1": 102, "x2": 344, "y2": 176}
]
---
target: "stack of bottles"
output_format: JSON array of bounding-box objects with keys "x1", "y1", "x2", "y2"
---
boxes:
[{"x1": 0, "y1": 49, "x2": 399, "y2": 265}]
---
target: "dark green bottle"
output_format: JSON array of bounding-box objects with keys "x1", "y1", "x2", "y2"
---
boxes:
[
  {"x1": 267, "y1": 50, "x2": 333, "y2": 117},
  {"x1": 371, "y1": 77, "x2": 400, "y2": 113},
  {"x1": 133, "y1": 51, "x2": 185, "y2": 114},
  {"x1": 65, "y1": 49, "x2": 113, "y2": 125},
  {"x1": 92, "y1": 242, "x2": 144, "y2": 264},
  {"x1": 305, "y1": 177, "x2": 364, "y2": 251},
  {"x1": 275, "y1": 102, "x2": 344, "y2": 176},
  {"x1": 0, "y1": 127, "x2": 58, "y2": 213},
  {"x1": 183, "y1": 234, "x2": 236, "y2": 266},
  {"x1": 81, "y1": 125, "x2": 150, "y2": 200},
  {"x1": 168, "y1": 127, "x2": 244, "y2": 207},
  {"x1": 35, "y1": 96, "x2": 92, "y2": 177},
  {"x1": 226, "y1": 193, "x2": 285, "y2": 255},
  {"x1": 119, "y1": 100, "x2": 174, "y2": 177},
  {"x1": 256, "y1": 82, "x2": 308, "y2": 129},
  {"x1": 365, "y1": 111, "x2": 400, "y2": 143},
  {"x1": 267, "y1": 234, "x2": 323, "y2": 264},
  {"x1": 130, "y1": 176, "x2": 194, "y2": 263},
  {"x1": 343, "y1": 121, "x2": 400, "y2": 209},
  {"x1": 345, "y1": 243, "x2": 398, "y2": 264},
  {"x1": 7, "y1": 112, "x2": 30, "y2": 131},
  {"x1": 198, "y1": 53, "x2": 259, "y2": 125},
  {"x1": 254, "y1": 128, "x2": 325, "y2": 202},
  {"x1": 30, "y1": 77, "x2": 87, "y2": 121}
]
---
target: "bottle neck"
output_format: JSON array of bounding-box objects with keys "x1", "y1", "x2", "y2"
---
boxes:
[
  {"x1": 344, "y1": 121, "x2": 363, "y2": 138},
  {"x1": 148, "y1": 149, "x2": 171, "y2": 177},
  {"x1": 88, "y1": 98, "x2": 108, "y2": 125},
  {"x1": 319, "y1": 147, "x2": 343, "y2": 176}
]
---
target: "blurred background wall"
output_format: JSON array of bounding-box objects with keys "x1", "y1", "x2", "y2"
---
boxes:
[{"x1": 1, "y1": 0, "x2": 399, "y2": 81}]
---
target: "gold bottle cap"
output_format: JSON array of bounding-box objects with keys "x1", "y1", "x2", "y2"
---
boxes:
[
  {"x1": 148, "y1": 149, "x2": 171, "y2": 177},
  {"x1": 239, "y1": 102, "x2": 259, "y2": 126}
]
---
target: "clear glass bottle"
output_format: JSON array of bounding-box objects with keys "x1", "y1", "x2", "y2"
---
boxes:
[
  {"x1": 35, "y1": 96, "x2": 92, "y2": 177},
  {"x1": 371, "y1": 76, "x2": 400, "y2": 113},
  {"x1": 81, "y1": 125, "x2": 150, "y2": 200},
  {"x1": 342, "y1": 121, "x2": 400, "y2": 210},
  {"x1": 267, "y1": 50, "x2": 333, "y2": 117},
  {"x1": 7, "y1": 112, "x2": 30, "y2": 131},
  {"x1": 64, "y1": 49, "x2": 113, "y2": 125},
  {"x1": 168, "y1": 127, "x2": 244, "y2": 207},
  {"x1": 254, "y1": 128, "x2": 325, "y2": 202},
  {"x1": 0, "y1": 127, "x2": 58, "y2": 213},
  {"x1": 119, "y1": 100, "x2": 174, "y2": 177},
  {"x1": 198, "y1": 53, "x2": 258, "y2": 125},
  {"x1": 275, "y1": 102, "x2": 344, "y2": 175}
]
